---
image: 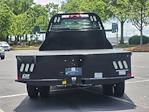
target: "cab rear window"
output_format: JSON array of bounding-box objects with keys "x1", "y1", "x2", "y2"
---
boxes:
[{"x1": 50, "y1": 14, "x2": 101, "y2": 31}]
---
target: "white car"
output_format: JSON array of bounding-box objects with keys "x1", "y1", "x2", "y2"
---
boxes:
[
  {"x1": 0, "y1": 41, "x2": 11, "y2": 51},
  {"x1": 0, "y1": 47, "x2": 5, "y2": 60}
]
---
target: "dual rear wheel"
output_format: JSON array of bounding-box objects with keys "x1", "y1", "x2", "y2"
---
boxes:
[
  {"x1": 102, "y1": 81, "x2": 125, "y2": 97},
  {"x1": 27, "y1": 85, "x2": 49, "y2": 99},
  {"x1": 1, "y1": 56, "x2": 5, "y2": 60}
]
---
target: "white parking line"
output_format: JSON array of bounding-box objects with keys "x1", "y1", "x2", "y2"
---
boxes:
[
  {"x1": 133, "y1": 65, "x2": 147, "y2": 68},
  {"x1": 126, "y1": 79, "x2": 149, "y2": 84},
  {"x1": 135, "y1": 77, "x2": 146, "y2": 80},
  {"x1": 0, "y1": 93, "x2": 27, "y2": 99}
]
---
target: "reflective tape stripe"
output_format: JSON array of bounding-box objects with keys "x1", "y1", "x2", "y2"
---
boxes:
[
  {"x1": 123, "y1": 61, "x2": 128, "y2": 69},
  {"x1": 113, "y1": 61, "x2": 118, "y2": 69},
  {"x1": 25, "y1": 64, "x2": 30, "y2": 72},
  {"x1": 30, "y1": 64, "x2": 34, "y2": 72},
  {"x1": 113, "y1": 60, "x2": 128, "y2": 70},
  {"x1": 20, "y1": 63, "x2": 25, "y2": 72},
  {"x1": 118, "y1": 61, "x2": 123, "y2": 69},
  {"x1": 20, "y1": 63, "x2": 35, "y2": 72}
]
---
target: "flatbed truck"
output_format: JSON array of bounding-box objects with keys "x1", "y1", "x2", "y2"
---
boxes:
[{"x1": 15, "y1": 13, "x2": 134, "y2": 98}]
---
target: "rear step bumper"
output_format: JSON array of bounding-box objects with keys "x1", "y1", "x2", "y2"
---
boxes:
[{"x1": 15, "y1": 76, "x2": 134, "y2": 86}]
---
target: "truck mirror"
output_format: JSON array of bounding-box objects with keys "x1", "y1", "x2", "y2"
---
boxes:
[
  {"x1": 33, "y1": 26, "x2": 40, "y2": 34},
  {"x1": 112, "y1": 23, "x2": 118, "y2": 33}
]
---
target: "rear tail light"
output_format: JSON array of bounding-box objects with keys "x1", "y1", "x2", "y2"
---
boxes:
[
  {"x1": 128, "y1": 72, "x2": 133, "y2": 77},
  {"x1": 17, "y1": 75, "x2": 22, "y2": 80}
]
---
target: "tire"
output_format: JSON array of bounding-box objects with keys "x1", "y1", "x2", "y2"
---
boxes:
[
  {"x1": 27, "y1": 84, "x2": 38, "y2": 98},
  {"x1": 1, "y1": 56, "x2": 5, "y2": 60},
  {"x1": 39, "y1": 86, "x2": 49, "y2": 98},
  {"x1": 114, "y1": 81, "x2": 125, "y2": 97},
  {"x1": 102, "y1": 84, "x2": 113, "y2": 96}
]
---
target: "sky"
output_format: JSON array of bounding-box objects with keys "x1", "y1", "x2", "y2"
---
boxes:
[{"x1": 34, "y1": 0, "x2": 65, "y2": 5}]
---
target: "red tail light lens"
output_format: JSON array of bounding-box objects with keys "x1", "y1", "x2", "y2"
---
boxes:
[
  {"x1": 17, "y1": 75, "x2": 22, "y2": 80},
  {"x1": 128, "y1": 72, "x2": 133, "y2": 77},
  {"x1": 69, "y1": 14, "x2": 80, "y2": 18}
]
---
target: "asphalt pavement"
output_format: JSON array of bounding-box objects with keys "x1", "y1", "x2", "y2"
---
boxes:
[{"x1": 0, "y1": 50, "x2": 149, "y2": 112}]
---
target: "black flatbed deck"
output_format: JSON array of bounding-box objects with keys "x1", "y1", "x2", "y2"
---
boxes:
[{"x1": 16, "y1": 49, "x2": 131, "y2": 56}]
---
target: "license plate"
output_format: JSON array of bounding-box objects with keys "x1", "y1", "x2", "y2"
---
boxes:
[
  {"x1": 65, "y1": 67, "x2": 82, "y2": 76},
  {"x1": 94, "y1": 73, "x2": 103, "y2": 79},
  {"x1": 118, "y1": 70, "x2": 126, "y2": 75}
]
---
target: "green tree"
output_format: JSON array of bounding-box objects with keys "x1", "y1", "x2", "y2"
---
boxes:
[
  {"x1": 0, "y1": 2, "x2": 13, "y2": 41},
  {"x1": 10, "y1": 4, "x2": 49, "y2": 35},
  {"x1": 2, "y1": 0, "x2": 33, "y2": 15},
  {"x1": 46, "y1": 3, "x2": 59, "y2": 18},
  {"x1": 129, "y1": 0, "x2": 149, "y2": 45},
  {"x1": 9, "y1": 13, "x2": 30, "y2": 43},
  {"x1": 62, "y1": 0, "x2": 109, "y2": 20},
  {"x1": 0, "y1": 1, "x2": 50, "y2": 44},
  {"x1": 10, "y1": 13, "x2": 31, "y2": 35},
  {"x1": 104, "y1": 0, "x2": 131, "y2": 44},
  {"x1": 26, "y1": 4, "x2": 49, "y2": 31}
]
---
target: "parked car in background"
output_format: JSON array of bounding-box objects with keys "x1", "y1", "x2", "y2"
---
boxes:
[
  {"x1": 0, "y1": 47, "x2": 5, "y2": 60},
  {"x1": 0, "y1": 41, "x2": 11, "y2": 51}
]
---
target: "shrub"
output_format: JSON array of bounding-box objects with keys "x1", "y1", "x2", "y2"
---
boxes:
[{"x1": 129, "y1": 35, "x2": 149, "y2": 45}]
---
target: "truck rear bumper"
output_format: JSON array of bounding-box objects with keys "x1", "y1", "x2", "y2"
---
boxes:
[{"x1": 15, "y1": 76, "x2": 134, "y2": 86}]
